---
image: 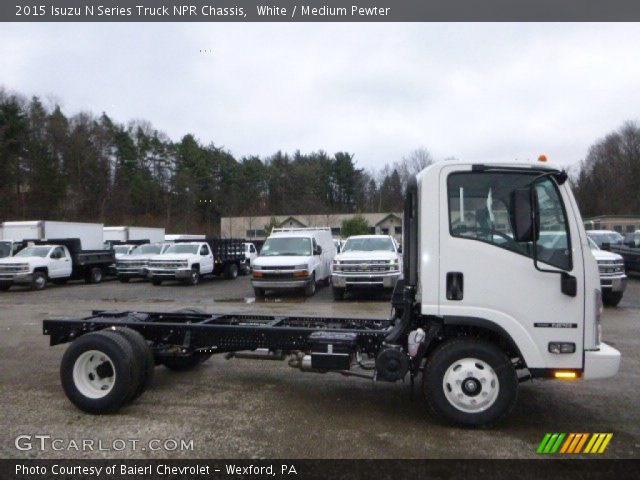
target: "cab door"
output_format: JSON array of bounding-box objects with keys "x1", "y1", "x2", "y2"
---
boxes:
[
  {"x1": 199, "y1": 244, "x2": 214, "y2": 273},
  {"x1": 50, "y1": 247, "x2": 72, "y2": 278},
  {"x1": 438, "y1": 166, "x2": 585, "y2": 370}
]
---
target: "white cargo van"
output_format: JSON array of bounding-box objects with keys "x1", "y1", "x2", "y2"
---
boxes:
[{"x1": 252, "y1": 228, "x2": 336, "y2": 297}]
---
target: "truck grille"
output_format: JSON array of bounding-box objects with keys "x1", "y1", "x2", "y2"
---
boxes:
[
  {"x1": 597, "y1": 259, "x2": 625, "y2": 275},
  {"x1": 117, "y1": 260, "x2": 148, "y2": 268},
  {"x1": 148, "y1": 261, "x2": 186, "y2": 269},
  {"x1": 334, "y1": 260, "x2": 396, "y2": 273},
  {"x1": 0, "y1": 264, "x2": 25, "y2": 274}
]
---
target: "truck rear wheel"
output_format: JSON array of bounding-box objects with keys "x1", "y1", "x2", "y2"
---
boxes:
[
  {"x1": 225, "y1": 263, "x2": 239, "y2": 280},
  {"x1": 151, "y1": 278, "x2": 163, "y2": 286},
  {"x1": 423, "y1": 338, "x2": 517, "y2": 427},
  {"x1": 86, "y1": 267, "x2": 103, "y2": 284},
  {"x1": 112, "y1": 327, "x2": 155, "y2": 401},
  {"x1": 31, "y1": 271, "x2": 47, "y2": 291},
  {"x1": 602, "y1": 291, "x2": 623, "y2": 307},
  {"x1": 60, "y1": 330, "x2": 141, "y2": 414}
]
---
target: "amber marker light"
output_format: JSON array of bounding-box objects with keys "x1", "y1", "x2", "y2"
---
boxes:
[{"x1": 554, "y1": 371, "x2": 577, "y2": 379}]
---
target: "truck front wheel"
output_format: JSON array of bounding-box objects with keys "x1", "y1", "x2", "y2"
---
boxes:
[
  {"x1": 304, "y1": 273, "x2": 316, "y2": 297},
  {"x1": 332, "y1": 287, "x2": 345, "y2": 301},
  {"x1": 0, "y1": 283, "x2": 11, "y2": 291},
  {"x1": 602, "y1": 290, "x2": 623, "y2": 307},
  {"x1": 186, "y1": 268, "x2": 200, "y2": 286},
  {"x1": 423, "y1": 338, "x2": 518, "y2": 427},
  {"x1": 31, "y1": 271, "x2": 47, "y2": 291}
]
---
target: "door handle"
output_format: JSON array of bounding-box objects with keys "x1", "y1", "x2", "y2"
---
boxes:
[{"x1": 446, "y1": 272, "x2": 464, "y2": 301}]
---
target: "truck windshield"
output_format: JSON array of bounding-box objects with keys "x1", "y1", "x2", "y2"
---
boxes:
[
  {"x1": 261, "y1": 237, "x2": 312, "y2": 256},
  {"x1": 15, "y1": 246, "x2": 51, "y2": 258},
  {"x1": 588, "y1": 232, "x2": 624, "y2": 247},
  {"x1": 113, "y1": 246, "x2": 131, "y2": 254},
  {"x1": 132, "y1": 244, "x2": 162, "y2": 255},
  {"x1": 164, "y1": 244, "x2": 200, "y2": 255},
  {"x1": 343, "y1": 237, "x2": 395, "y2": 252},
  {"x1": 0, "y1": 242, "x2": 11, "y2": 258}
]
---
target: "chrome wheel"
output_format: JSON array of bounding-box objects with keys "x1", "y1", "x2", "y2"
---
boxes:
[
  {"x1": 442, "y1": 357, "x2": 499, "y2": 413},
  {"x1": 72, "y1": 350, "x2": 116, "y2": 399}
]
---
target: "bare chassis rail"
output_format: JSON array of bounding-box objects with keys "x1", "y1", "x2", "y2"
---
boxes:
[{"x1": 43, "y1": 310, "x2": 393, "y2": 356}]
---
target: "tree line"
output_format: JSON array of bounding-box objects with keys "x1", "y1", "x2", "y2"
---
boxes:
[
  {"x1": 0, "y1": 89, "x2": 431, "y2": 236},
  {"x1": 1, "y1": 87, "x2": 638, "y2": 236}
]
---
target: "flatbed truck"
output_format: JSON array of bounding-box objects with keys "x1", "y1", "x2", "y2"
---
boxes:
[{"x1": 43, "y1": 160, "x2": 621, "y2": 426}]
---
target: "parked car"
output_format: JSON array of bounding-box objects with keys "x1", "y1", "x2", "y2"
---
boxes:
[
  {"x1": 607, "y1": 231, "x2": 640, "y2": 274},
  {"x1": 588, "y1": 238, "x2": 627, "y2": 307},
  {"x1": 251, "y1": 228, "x2": 336, "y2": 297},
  {"x1": 331, "y1": 234, "x2": 402, "y2": 300}
]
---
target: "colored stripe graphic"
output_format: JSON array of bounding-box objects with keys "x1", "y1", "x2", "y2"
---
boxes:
[{"x1": 538, "y1": 433, "x2": 613, "y2": 454}]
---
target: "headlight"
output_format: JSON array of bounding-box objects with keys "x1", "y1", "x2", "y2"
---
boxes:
[
  {"x1": 295, "y1": 264, "x2": 307, "y2": 270},
  {"x1": 253, "y1": 265, "x2": 262, "y2": 271},
  {"x1": 181, "y1": 261, "x2": 189, "y2": 267},
  {"x1": 21, "y1": 264, "x2": 30, "y2": 272},
  {"x1": 333, "y1": 260, "x2": 341, "y2": 265}
]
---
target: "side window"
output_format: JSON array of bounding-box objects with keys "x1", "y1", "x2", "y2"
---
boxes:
[
  {"x1": 52, "y1": 247, "x2": 65, "y2": 258},
  {"x1": 447, "y1": 172, "x2": 572, "y2": 270},
  {"x1": 200, "y1": 245, "x2": 209, "y2": 256},
  {"x1": 312, "y1": 238, "x2": 318, "y2": 251},
  {"x1": 250, "y1": 245, "x2": 256, "y2": 253}
]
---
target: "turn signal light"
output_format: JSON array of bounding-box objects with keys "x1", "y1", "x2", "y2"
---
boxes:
[
  {"x1": 554, "y1": 371, "x2": 577, "y2": 379},
  {"x1": 252, "y1": 271, "x2": 264, "y2": 278},
  {"x1": 293, "y1": 270, "x2": 309, "y2": 278}
]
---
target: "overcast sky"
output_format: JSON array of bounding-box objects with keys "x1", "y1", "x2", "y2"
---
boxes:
[{"x1": 2, "y1": 23, "x2": 639, "y2": 171}]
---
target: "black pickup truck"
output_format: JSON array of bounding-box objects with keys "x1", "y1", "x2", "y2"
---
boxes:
[{"x1": 605, "y1": 232, "x2": 640, "y2": 274}]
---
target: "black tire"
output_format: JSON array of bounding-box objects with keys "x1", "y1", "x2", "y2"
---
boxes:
[
  {"x1": 332, "y1": 287, "x2": 345, "y2": 301},
  {"x1": 0, "y1": 283, "x2": 12, "y2": 291},
  {"x1": 423, "y1": 338, "x2": 518, "y2": 427},
  {"x1": 86, "y1": 267, "x2": 103, "y2": 284},
  {"x1": 304, "y1": 273, "x2": 316, "y2": 297},
  {"x1": 185, "y1": 268, "x2": 200, "y2": 286},
  {"x1": 151, "y1": 278, "x2": 163, "y2": 286},
  {"x1": 60, "y1": 330, "x2": 141, "y2": 414},
  {"x1": 602, "y1": 291, "x2": 623, "y2": 307},
  {"x1": 119, "y1": 277, "x2": 131, "y2": 283},
  {"x1": 31, "y1": 271, "x2": 47, "y2": 291},
  {"x1": 254, "y1": 287, "x2": 265, "y2": 299},
  {"x1": 225, "y1": 263, "x2": 239, "y2": 280},
  {"x1": 112, "y1": 328, "x2": 155, "y2": 401}
]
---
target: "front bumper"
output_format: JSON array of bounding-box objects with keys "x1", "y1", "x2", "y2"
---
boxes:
[
  {"x1": 251, "y1": 278, "x2": 311, "y2": 289},
  {"x1": 148, "y1": 268, "x2": 192, "y2": 279},
  {"x1": 600, "y1": 275, "x2": 627, "y2": 292},
  {"x1": 117, "y1": 267, "x2": 149, "y2": 278},
  {"x1": 0, "y1": 272, "x2": 32, "y2": 285},
  {"x1": 332, "y1": 271, "x2": 401, "y2": 289},
  {"x1": 583, "y1": 342, "x2": 621, "y2": 380}
]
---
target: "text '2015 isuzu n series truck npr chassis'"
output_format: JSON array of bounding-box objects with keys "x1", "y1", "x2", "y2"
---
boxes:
[{"x1": 43, "y1": 160, "x2": 620, "y2": 426}]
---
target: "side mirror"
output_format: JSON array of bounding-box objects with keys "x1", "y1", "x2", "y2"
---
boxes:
[
  {"x1": 601, "y1": 242, "x2": 611, "y2": 250},
  {"x1": 397, "y1": 246, "x2": 403, "y2": 254},
  {"x1": 510, "y1": 187, "x2": 539, "y2": 243},
  {"x1": 314, "y1": 246, "x2": 322, "y2": 255}
]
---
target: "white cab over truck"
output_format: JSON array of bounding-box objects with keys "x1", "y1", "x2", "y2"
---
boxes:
[
  {"x1": 147, "y1": 239, "x2": 246, "y2": 286},
  {"x1": 115, "y1": 242, "x2": 172, "y2": 282},
  {"x1": 44, "y1": 159, "x2": 620, "y2": 426},
  {"x1": 331, "y1": 234, "x2": 402, "y2": 300},
  {"x1": 251, "y1": 228, "x2": 337, "y2": 297}
]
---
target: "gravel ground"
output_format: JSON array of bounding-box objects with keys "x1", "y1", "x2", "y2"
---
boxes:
[{"x1": 0, "y1": 274, "x2": 638, "y2": 459}]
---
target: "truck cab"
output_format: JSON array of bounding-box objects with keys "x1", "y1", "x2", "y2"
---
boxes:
[
  {"x1": 331, "y1": 234, "x2": 402, "y2": 300},
  {"x1": 0, "y1": 244, "x2": 72, "y2": 291},
  {"x1": 116, "y1": 242, "x2": 171, "y2": 282},
  {"x1": 243, "y1": 242, "x2": 258, "y2": 268},
  {"x1": 147, "y1": 242, "x2": 214, "y2": 286}
]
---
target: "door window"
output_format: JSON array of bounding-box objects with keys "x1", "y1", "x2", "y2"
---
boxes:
[
  {"x1": 52, "y1": 247, "x2": 66, "y2": 259},
  {"x1": 200, "y1": 245, "x2": 210, "y2": 256},
  {"x1": 447, "y1": 172, "x2": 572, "y2": 270}
]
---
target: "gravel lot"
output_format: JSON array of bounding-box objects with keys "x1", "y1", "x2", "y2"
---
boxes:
[{"x1": 1, "y1": 274, "x2": 639, "y2": 459}]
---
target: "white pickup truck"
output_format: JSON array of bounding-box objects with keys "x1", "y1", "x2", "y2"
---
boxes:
[
  {"x1": 588, "y1": 237, "x2": 627, "y2": 307},
  {"x1": 0, "y1": 242, "x2": 114, "y2": 291},
  {"x1": 116, "y1": 242, "x2": 171, "y2": 282},
  {"x1": 147, "y1": 239, "x2": 246, "y2": 286},
  {"x1": 331, "y1": 235, "x2": 402, "y2": 300}
]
